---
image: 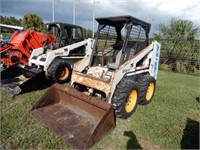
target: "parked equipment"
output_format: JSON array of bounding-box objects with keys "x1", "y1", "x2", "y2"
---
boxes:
[
  {"x1": 28, "y1": 22, "x2": 85, "y2": 83},
  {"x1": 31, "y1": 16, "x2": 161, "y2": 149},
  {"x1": 0, "y1": 29, "x2": 56, "y2": 67},
  {"x1": 0, "y1": 23, "x2": 88, "y2": 95}
]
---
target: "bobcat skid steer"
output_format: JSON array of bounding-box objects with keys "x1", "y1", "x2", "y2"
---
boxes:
[
  {"x1": 31, "y1": 16, "x2": 161, "y2": 149},
  {"x1": 0, "y1": 23, "x2": 92, "y2": 95}
]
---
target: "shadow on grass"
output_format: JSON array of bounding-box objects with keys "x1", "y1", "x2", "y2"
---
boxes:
[
  {"x1": 181, "y1": 118, "x2": 199, "y2": 149},
  {"x1": 196, "y1": 97, "x2": 200, "y2": 103},
  {"x1": 124, "y1": 131, "x2": 142, "y2": 150}
]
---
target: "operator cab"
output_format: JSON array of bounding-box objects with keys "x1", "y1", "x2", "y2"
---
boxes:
[
  {"x1": 46, "y1": 22, "x2": 85, "y2": 54},
  {"x1": 92, "y1": 15, "x2": 151, "y2": 70}
]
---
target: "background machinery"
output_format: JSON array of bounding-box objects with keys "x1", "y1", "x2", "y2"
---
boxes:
[
  {"x1": 0, "y1": 22, "x2": 89, "y2": 94},
  {"x1": 28, "y1": 22, "x2": 85, "y2": 83},
  {"x1": 31, "y1": 16, "x2": 161, "y2": 149},
  {"x1": 0, "y1": 27, "x2": 56, "y2": 67}
]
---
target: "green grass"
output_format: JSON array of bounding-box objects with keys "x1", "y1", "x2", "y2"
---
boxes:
[{"x1": 1, "y1": 71, "x2": 199, "y2": 149}]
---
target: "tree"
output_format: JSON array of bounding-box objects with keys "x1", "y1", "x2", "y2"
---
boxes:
[
  {"x1": 154, "y1": 18, "x2": 199, "y2": 40},
  {"x1": 0, "y1": 16, "x2": 21, "y2": 26},
  {"x1": 153, "y1": 18, "x2": 199, "y2": 59},
  {"x1": 21, "y1": 13, "x2": 46, "y2": 32},
  {"x1": 153, "y1": 18, "x2": 200, "y2": 74},
  {"x1": 0, "y1": 16, "x2": 22, "y2": 38}
]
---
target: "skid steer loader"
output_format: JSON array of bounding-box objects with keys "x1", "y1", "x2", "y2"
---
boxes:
[
  {"x1": 31, "y1": 16, "x2": 161, "y2": 149},
  {"x1": 0, "y1": 22, "x2": 92, "y2": 95}
]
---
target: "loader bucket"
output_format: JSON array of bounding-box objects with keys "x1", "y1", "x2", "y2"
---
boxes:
[
  {"x1": 0, "y1": 65, "x2": 52, "y2": 95},
  {"x1": 31, "y1": 83, "x2": 115, "y2": 149}
]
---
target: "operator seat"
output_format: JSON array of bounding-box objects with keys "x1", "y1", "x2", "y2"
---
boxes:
[{"x1": 107, "y1": 40, "x2": 123, "y2": 70}]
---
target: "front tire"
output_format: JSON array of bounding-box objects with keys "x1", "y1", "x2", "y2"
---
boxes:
[
  {"x1": 138, "y1": 75, "x2": 156, "y2": 105},
  {"x1": 47, "y1": 58, "x2": 72, "y2": 84},
  {"x1": 112, "y1": 77, "x2": 139, "y2": 119}
]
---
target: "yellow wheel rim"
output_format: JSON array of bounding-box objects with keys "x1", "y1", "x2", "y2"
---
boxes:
[
  {"x1": 146, "y1": 82, "x2": 155, "y2": 101},
  {"x1": 125, "y1": 89, "x2": 137, "y2": 113},
  {"x1": 83, "y1": 91, "x2": 89, "y2": 95}
]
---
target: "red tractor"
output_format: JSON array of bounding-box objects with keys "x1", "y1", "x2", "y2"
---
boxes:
[{"x1": 0, "y1": 29, "x2": 56, "y2": 67}]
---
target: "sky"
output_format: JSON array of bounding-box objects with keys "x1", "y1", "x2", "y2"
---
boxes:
[{"x1": 1, "y1": 0, "x2": 200, "y2": 35}]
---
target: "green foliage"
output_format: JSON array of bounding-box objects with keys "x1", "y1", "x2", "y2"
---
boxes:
[
  {"x1": 21, "y1": 13, "x2": 46, "y2": 32},
  {"x1": 175, "y1": 61, "x2": 187, "y2": 73},
  {"x1": 159, "y1": 64, "x2": 171, "y2": 71},
  {"x1": 0, "y1": 16, "x2": 21, "y2": 26},
  {"x1": 154, "y1": 18, "x2": 199, "y2": 41},
  {"x1": 154, "y1": 18, "x2": 200, "y2": 75},
  {"x1": 153, "y1": 18, "x2": 200, "y2": 59},
  {"x1": 159, "y1": 59, "x2": 199, "y2": 75},
  {"x1": 0, "y1": 14, "x2": 47, "y2": 37},
  {"x1": 0, "y1": 16, "x2": 22, "y2": 38}
]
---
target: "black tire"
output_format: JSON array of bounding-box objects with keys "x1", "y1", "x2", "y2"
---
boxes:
[
  {"x1": 47, "y1": 58, "x2": 72, "y2": 84},
  {"x1": 137, "y1": 75, "x2": 156, "y2": 105},
  {"x1": 112, "y1": 77, "x2": 139, "y2": 119}
]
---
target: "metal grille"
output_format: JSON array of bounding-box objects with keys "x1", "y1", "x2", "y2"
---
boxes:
[
  {"x1": 125, "y1": 25, "x2": 147, "y2": 60},
  {"x1": 129, "y1": 25, "x2": 146, "y2": 41},
  {"x1": 96, "y1": 26, "x2": 117, "y2": 54}
]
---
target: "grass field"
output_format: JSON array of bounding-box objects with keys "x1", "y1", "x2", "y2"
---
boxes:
[{"x1": 1, "y1": 71, "x2": 199, "y2": 149}]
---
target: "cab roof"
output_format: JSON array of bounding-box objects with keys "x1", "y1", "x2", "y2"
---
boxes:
[{"x1": 96, "y1": 15, "x2": 151, "y2": 33}]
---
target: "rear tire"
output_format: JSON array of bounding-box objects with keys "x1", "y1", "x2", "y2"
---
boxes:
[
  {"x1": 112, "y1": 77, "x2": 139, "y2": 119},
  {"x1": 138, "y1": 75, "x2": 156, "y2": 105},
  {"x1": 48, "y1": 58, "x2": 72, "y2": 84}
]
